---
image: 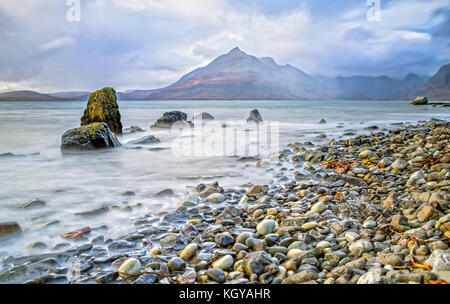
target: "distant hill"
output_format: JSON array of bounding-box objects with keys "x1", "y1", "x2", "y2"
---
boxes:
[
  {"x1": 316, "y1": 73, "x2": 427, "y2": 100},
  {"x1": 0, "y1": 90, "x2": 77, "y2": 101},
  {"x1": 409, "y1": 63, "x2": 450, "y2": 100},
  {"x1": 46, "y1": 91, "x2": 90, "y2": 100},
  {"x1": 120, "y1": 47, "x2": 327, "y2": 100}
]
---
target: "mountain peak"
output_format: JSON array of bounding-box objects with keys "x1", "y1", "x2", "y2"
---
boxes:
[{"x1": 228, "y1": 46, "x2": 245, "y2": 54}]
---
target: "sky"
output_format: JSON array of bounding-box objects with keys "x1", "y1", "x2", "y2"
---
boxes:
[{"x1": 0, "y1": 0, "x2": 449, "y2": 93}]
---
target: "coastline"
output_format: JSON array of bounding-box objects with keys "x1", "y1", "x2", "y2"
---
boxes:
[{"x1": 0, "y1": 117, "x2": 449, "y2": 284}]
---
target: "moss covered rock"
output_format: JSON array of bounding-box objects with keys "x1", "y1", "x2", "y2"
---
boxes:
[
  {"x1": 151, "y1": 111, "x2": 192, "y2": 128},
  {"x1": 81, "y1": 87, "x2": 122, "y2": 134},
  {"x1": 61, "y1": 122, "x2": 121, "y2": 152},
  {"x1": 410, "y1": 96, "x2": 428, "y2": 105}
]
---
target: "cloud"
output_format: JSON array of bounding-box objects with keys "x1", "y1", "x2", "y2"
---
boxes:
[{"x1": 0, "y1": 0, "x2": 449, "y2": 92}]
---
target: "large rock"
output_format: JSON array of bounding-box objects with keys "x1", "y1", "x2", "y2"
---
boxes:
[
  {"x1": 192, "y1": 112, "x2": 214, "y2": 121},
  {"x1": 127, "y1": 135, "x2": 160, "y2": 145},
  {"x1": 81, "y1": 87, "x2": 122, "y2": 134},
  {"x1": 151, "y1": 111, "x2": 192, "y2": 129},
  {"x1": 61, "y1": 122, "x2": 121, "y2": 152},
  {"x1": 247, "y1": 109, "x2": 263, "y2": 123},
  {"x1": 0, "y1": 222, "x2": 22, "y2": 238},
  {"x1": 409, "y1": 96, "x2": 428, "y2": 105}
]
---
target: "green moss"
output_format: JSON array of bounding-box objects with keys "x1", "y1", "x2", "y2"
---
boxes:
[{"x1": 81, "y1": 87, "x2": 121, "y2": 133}]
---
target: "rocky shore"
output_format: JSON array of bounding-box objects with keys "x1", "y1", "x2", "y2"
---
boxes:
[{"x1": 1, "y1": 117, "x2": 449, "y2": 285}]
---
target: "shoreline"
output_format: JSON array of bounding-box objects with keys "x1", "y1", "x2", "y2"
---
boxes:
[{"x1": 0, "y1": 117, "x2": 449, "y2": 284}]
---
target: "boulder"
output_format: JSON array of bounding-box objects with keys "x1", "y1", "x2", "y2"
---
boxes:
[
  {"x1": 247, "y1": 109, "x2": 263, "y2": 123},
  {"x1": 151, "y1": 111, "x2": 192, "y2": 129},
  {"x1": 192, "y1": 112, "x2": 215, "y2": 121},
  {"x1": 127, "y1": 135, "x2": 160, "y2": 145},
  {"x1": 61, "y1": 122, "x2": 121, "y2": 152},
  {"x1": 81, "y1": 87, "x2": 122, "y2": 134},
  {"x1": 409, "y1": 96, "x2": 428, "y2": 105},
  {"x1": 0, "y1": 222, "x2": 22, "y2": 238}
]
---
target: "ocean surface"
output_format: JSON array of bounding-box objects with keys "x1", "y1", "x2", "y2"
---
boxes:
[{"x1": 0, "y1": 99, "x2": 449, "y2": 258}]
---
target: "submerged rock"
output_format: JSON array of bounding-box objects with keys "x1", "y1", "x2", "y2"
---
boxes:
[
  {"x1": 61, "y1": 122, "x2": 121, "y2": 152},
  {"x1": 192, "y1": 112, "x2": 215, "y2": 121},
  {"x1": 18, "y1": 198, "x2": 46, "y2": 209},
  {"x1": 410, "y1": 96, "x2": 428, "y2": 105},
  {"x1": 247, "y1": 109, "x2": 263, "y2": 123},
  {"x1": 0, "y1": 222, "x2": 22, "y2": 238},
  {"x1": 151, "y1": 111, "x2": 192, "y2": 129},
  {"x1": 127, "y1": 135, "x2": 160, "y2": 145},
  {"x1": 81, "y1": 87, "x2": 123, "y2": 134}
]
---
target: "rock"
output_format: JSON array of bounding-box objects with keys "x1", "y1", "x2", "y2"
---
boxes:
[
  {"x1": 391, "y1": 159, "x2": 408, "y2": 170},
  {"x1": 407, "y1": 171, "x2": 425, "y2": 186},
  {"x1": 311, "y1": 202, "x2": 326, "y2": 213},
  {"x1": 410, "y1": 96, "x2": 428, "y2": 105},
  {"x1": 18, "y1": 198, "x2": 46, "y2": 209},
  {"x1": 81, "y1": 87, "x2": 122, "y2": 134},
  {"x1": 61, "y1": 227, "x2": 91, "y2": 240},
  {"x1": 75, "y1": 206, "x2": 109, "y2": 217},
  {"x1": 417, "y1": 206, "x2": 441, "y2": 222},
  {"x1": 133, "y1": 273, "x2": 158, "y2": 284},
  {"x1": 301, "y1": 222, "x2": 318, "y2": 230},
  {"x1": 127, "y1": 135, "x2": 160, "y2": 145},
  {"x1": 381, "y1": 193, "x2": 396, "y2": 210},
  {"x1": 426, "y1": 250, "x2": 450, "y2": 271},
  {"x1": 376, "y1": 252, "x2": 404, "y2": 266},
  {"x1": 256, "y1": 220, "x2": 277, "y2": 235},
  {"x1": 198, "y1": 181, "x2": 224, "y2": 198},
  {"x1": 357, "y1": 268, "x2": 382, "y2": 284},
  {"x1": 180, "y1": 243, "x2": 198, "y2": 261},
  {"x1": 151, "y1": 111, "x2": 191, "y2": 129},
  {"x1": 206, "y1": 268, "x2": 225, "y2": 283},
  {"x1": 349, "y1": 240, "x2": 373, "y2": 253},
  {"x1": 61, "y1": 122, "x2": 121, "y2": 152},
  {"x1": 118, "y1": 258, "x2": 142, "y2": 278},
  {"x1": 123, "y1": 126, "x2": 144, "y2": 134},
  {"x1": 178, "y1": 194, "x2": 200, "y2": 207},
  {"x1": 345, "y1": 232, "x2": 359, "y2": 242},
  {"x1": 246, "y1": 185, "x2": 268, "y2": 199},
  {"x1": 247, "y1": 109, "x2": 263, "y2": 123},
  {"x1": 167, "y1": 257, "x2": 186, "y2": 272},
  {"x1": 359, "y1": 150, "x2": 377, "y2": 160},
  {"x1": 154, "y1": 189, "x2": 175, "y2": 197},
  {"x1": 282, "y1": 270, "x2": 318, "y2": 284},
  {"x1": 429, "y1": 241, "x2": 448, "y2": 251},
  {"x1": 26, "y1": 242, "x2": 47, "y2": 252},
  {"x1": 243, "y1": 251, "x2": 273, "y2": 276},
  {"x1": 212, "y1": 255, "x2": 234, "y2": 270},
  {"x1": 205, "y1": 193, "x2": 226, "y2": 203},
  {"x1": 192, "y1": 112, "x2": 215, "y2": 121},
  {"x1": 319, "y1": 119, "x2": 327, "y2": 124},
  {"x1": 0, "y1": 222, "x2": 22, "y2": 238}
]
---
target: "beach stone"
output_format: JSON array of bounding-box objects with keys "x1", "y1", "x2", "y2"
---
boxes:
[
  {"x1": 167, "y1": 257, "x2": 186, "y2": 272},
  {"x1": 26, "y1": 242, "x2": 47, "y2": 252},
  {"x1": 345, "y1": 232, "x2": 359, "y2": 242},
  {"x1": 0, "y1": 222, "x2": 22, "y2": 238},
  {"x1": 206, "y1": 268, "x2": 225, "y2": 283},
  {"x1": 118, "y1": 258, "x2": 142, "y2": 278},
  {"x1": 215, "y1": 234, "x2": 234, "y2": 247},
  {"x1": 282, "y1": 270, "x2": 318, "y2": 284},
  {"x1": 123, "y1": 126, "x2": 144, "y2": 133},
  {"x1": 205, "y1": 193, "x2": 226, "y2": 203},
  {"x1": 61, "y1": 122, "x2": 120, "y2": 152},
  {"x1": 212, "y1": 255, "x2": 234, "y2": 270},
  {"x1": 267, "y1": 246, "x2": 289, "y2": 255},
  {"x1": 376, "y1": 252, "x2": 404, "y2": 266},
  {"x1": 391, "y1": 159, "x2": 408, "y2": 170},
  {"x1": 243, "y1": 251, "x2": 273, "y2": 276},
  {"x1": 407, "y1": 171, "x2": 425, "y2": 186},
  {"x1": 410, "y1": 96, "x2": 428, "y2": 105},
  {"x1": 246, "y1": 185, "x2": 268, "y2": 199},
  {"x1": 357, "y1": 268, "x2": 382, "y2": 284},
  {"x1": 178, "y1": 194, "x2": 200, "y2": 207},
  {"x1": 349, "y1": 240, "x2": 373, "y2": 253},
  {"x1": 18, "y1": 198, "x2": 46, "y2": 209},
  {"x1": 429, "y1": 241, "x2": 448, "y2": 252},
  {"x1": 426, "y1": 250, "x2": 450, "y2": 271},
  {"x1": 61, "y1": 227, "x2": 91, "y2": 240},
  {"x1": 363, "y1": 219, "x2": 377, "y2": 229},
  {"x1": 180, "y1": 243, "x2": 198, "y2": 261},
  {"x1": 193, "y1": 112, "x2": 214, "y2": 121},
  {"x1": 257, "y1": 220, "x2": 277, "y2": 235},
  {"x1": 301, "y1": 222, "x2": 318, "y2": 230},
  {"x1": 81, "y1": 87, "x2": 122, "y2": 134},
  {"x1": 417, "y1": 206, "x2": 441, "y2": 222},
  {"x1": 247, "y1": 109, "x2": 263, "y2": 123},
  {"x1": 311, "y1": 202, "x2": 326, "y2": 213},
  {"x1": 133, "y1": 273, "x2": 158, "y2": 284}
]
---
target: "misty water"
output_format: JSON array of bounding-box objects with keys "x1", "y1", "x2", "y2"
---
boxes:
[{"x1": 0, "y1": 99, "x2": 449, "y2": 258}]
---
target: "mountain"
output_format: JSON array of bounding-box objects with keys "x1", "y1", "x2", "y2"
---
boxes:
[
  {"x1": 0, "y1": 90, "x2": 77, "y2": 101},
  {"x1": 316, "y1": 74, "x2": 427, "y2": 100},
  {"x1": 410, "y1": 64, "x2": 450, "y2": 100},
  {"x1": 120, "y1": 47, "x2": 327, "y2": 100},
  {"x1": 46, "y1": 91, "x2": 90, "y2": 100}
]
